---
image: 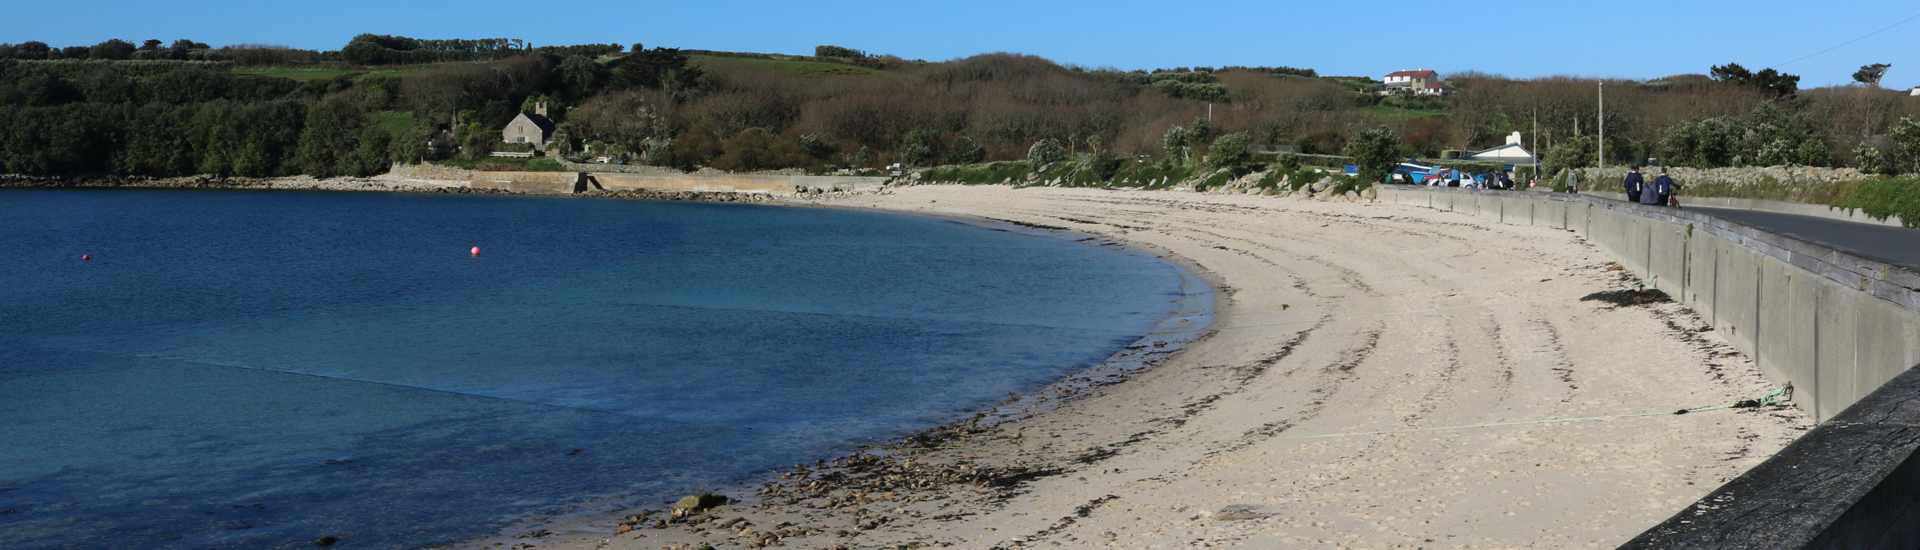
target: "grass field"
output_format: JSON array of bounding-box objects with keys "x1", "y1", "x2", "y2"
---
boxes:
[
  {"x1": 434, "y1": 156, "x2": 569, "y2": 172},
  {"x1": 1356, "y1": 105, "x2": 1451, "y2": 118},
  {"x1": 371, "y1": 111, "x2": 414, "y2": 134},
  {"x1": 231, "y1": 67, "x2": 354, "y2": 81},
  {"x1": 691, "y1": 55, "x2": 877, "y2": 77},
  {"x1": 231, "y1": 67, "x2": 427, "y2": 81}
]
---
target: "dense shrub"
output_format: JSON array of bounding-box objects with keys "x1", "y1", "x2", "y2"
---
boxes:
[
  {"x1": 1207, "y1": 132, "x2": 1252, "y2": 170},
  {"x1": 710, "y1": 127, "x2": 813, "y2": 172},
  {"x1": 1345, "y1": 126, "x2": 1403, "y2": 184},
  {"x1": 1028, "y1": 138, "x2": 1065, "y2": 165}
]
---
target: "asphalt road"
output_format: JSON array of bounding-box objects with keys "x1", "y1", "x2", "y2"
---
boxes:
[{"x1": 1689, "y1": 206, "x2": 1919, "y2": 272}]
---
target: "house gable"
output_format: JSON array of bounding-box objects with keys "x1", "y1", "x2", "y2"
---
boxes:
[{"x1": 502, "y1": 107, "x2": 557, "y2": 149}]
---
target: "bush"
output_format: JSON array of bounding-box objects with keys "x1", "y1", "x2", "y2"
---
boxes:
[
  {"x1": 1891, "y1": 116, "x2": 1920, "y2": 175},
  {"x1": 898, "y1": 140, "x2": 933, "y2": 167},
  {"x1": 1208, "y1": 132, "x2": 1252, "y2": 170},
  {"x1": 711, "y1": 127, "x2": 812, "y2": 172},
  {"x1": 1163, "y1": 125, "x2": 1188, "y2": 159},
  {"x1": 1254, "y1": 151, "x2": 1352, "y2": 168},
  {"x1": 1797, "y1": 138, "x2": 1832, "y2": 168},
  {"x1": 942, "y1": 135, "x2": 984, "y2": 165},
  {"x1": 1027, "y1": 138, "x2": 1065, "y2": 165},
  {"x1": 1083, "y1": 151, "x2": 1121, "y2": 181},
  {"x1": 1855, "y1": 143, "x2": 1889, "y2": 175},
  {"x1": 1542, "y1": 136, "x2": 1596, "y2": 174},
  {"x1": 815, "y1": 45, "x2": 869, "y2": 59},
  {"x1": 1269, "y1": 152, "x2": 1301, "y2": 171},
  {"x1": 1344, "y1": 126, "x2": 1403, "y2": 185}
]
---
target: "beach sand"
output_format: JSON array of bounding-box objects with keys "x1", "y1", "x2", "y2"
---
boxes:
[{"x1": 476, "y1": 185, "x2": 1809, "y2": 550}]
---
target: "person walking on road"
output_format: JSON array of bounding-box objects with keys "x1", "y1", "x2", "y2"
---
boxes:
[
  {"x1": 1624, "y1": 166, "x2": 1646, "y2": 203},
  {"x1": 1563, "y1": 168, "x2": 1580, "y2": 193},
  {"x1": 1654, "y1": 167, "x2": 1682, "y2": 207}
]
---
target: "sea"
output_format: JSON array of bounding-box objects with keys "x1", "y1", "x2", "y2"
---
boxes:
[{"x1": 0, "y1": 189, "x2": 1202, "y2": 549}]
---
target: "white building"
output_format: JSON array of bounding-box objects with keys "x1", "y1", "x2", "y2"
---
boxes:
[
  {"x1": 1460, "y1": 132, "x2": 1536, "y2": 165},
  {"x1": 1383, "y1": 69, "x2": 1436, "y2": 90},
  {"x1": 1381, "y1": 69, "x2": 1452, "y2": 95}
]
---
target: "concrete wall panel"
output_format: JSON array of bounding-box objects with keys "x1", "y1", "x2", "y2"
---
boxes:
[
  {"x1": 1621, "y1": 216, "x2": 1652, "y2": 281},
  {"x1": 1649, "y1": 220, "x2": 1688, "y2": 294},
  {"x1": 1544, "y1": 200, "x2": 1568, "y2": 229},
  {"x1": 1756, "y1": 260, "x2": 1819, "y2": 394},
  {"x1": 1686, "y1": 230, "x2": 1718, "y2": 315},
  {"x1": 1815, "y1": 281, "x2": 1862, "y2": 421},
  {"x1": 1857, "y1": 298, "x2": 1920, "y2": 402},
  {"x1": 1715, "y1": 244, "x2": 1763, "y2": 356},
  {"x1": 469, "y1": 171, "x2": 586, "y2": 194}
]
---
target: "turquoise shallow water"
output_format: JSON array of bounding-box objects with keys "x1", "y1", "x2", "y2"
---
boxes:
[{"x1": 0, "y1": 189, "x2": 1196, "y2": 549}]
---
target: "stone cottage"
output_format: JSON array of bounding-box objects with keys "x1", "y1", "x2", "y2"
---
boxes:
[{"x1": 502, "y1": 103, "x2": 556, "y2": 151}]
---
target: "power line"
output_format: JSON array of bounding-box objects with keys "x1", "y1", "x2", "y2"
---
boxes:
[{"x1": 1774, "y1": 12, "x2": 1920, "y2": 68}]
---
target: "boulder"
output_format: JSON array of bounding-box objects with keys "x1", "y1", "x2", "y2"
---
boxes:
[{"x1": 672, "y1": 494, "x2": 729, "y2": 517}]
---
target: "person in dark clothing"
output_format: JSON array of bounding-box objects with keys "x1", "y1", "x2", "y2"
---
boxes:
[
  {"x1": 1498, "y1": 171, "x2": 1513, "y2": 190},
  {"x1": 1623, "y1": 166, "x2": 1645, "y2": 203},
  {"x1": 1654, "y1": 167, "x2": 1682, "y2": 207}
]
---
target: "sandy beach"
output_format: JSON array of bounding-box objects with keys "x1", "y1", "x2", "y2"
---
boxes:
[{"x1": 437, "y1": 184, "x2": 1807, "y2": 550}]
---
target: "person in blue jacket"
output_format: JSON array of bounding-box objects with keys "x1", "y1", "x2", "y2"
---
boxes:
[
  {"x1": 1623, "y1": 166, "x2": 1646, "y2": 203},
  {"x1": 1653, "y1": 167, "x2": 1682, "y2": 207}
]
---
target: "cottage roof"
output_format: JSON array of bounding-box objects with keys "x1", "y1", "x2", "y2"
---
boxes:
[
  {"x1": 514, "y1": 112, "x2": 556, "y2": 134},
  {"x1": 1385, "y1": 69, "x2": 1437, "y2": 78},
  {"x1": 1461, "y1": 142, "x2": 1535, "y2": 163}
]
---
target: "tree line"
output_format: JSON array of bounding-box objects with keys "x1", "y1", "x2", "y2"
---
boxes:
[{"x1": 1, "y1": 32, "x2": 1916, "y2": 181}]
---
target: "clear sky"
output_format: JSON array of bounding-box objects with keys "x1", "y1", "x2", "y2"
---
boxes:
[{"x1": 6, "y1": 0, "x2": 1917, "y2": 89}]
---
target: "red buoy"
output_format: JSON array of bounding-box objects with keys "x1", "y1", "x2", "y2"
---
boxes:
[
  {"x1": 82, "y1": 254, "x2": 91, "y2": 261},
  {"x1": 471, "y1": 247, "x2": 481, "y2": 256}
]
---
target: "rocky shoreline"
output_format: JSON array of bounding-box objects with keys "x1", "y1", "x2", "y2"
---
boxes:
[{"x1": 0, "y1": 173, "x2": 877, "y2": 204}]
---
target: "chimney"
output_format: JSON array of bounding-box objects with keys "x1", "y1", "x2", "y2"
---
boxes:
[{"x1": 535, "y1": 102, "x2": 548, "y2": 117}]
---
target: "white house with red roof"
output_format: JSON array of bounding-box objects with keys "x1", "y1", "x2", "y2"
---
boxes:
[{"x1": 1382, "y1": 69, "x2": 1454, "y2": 96}]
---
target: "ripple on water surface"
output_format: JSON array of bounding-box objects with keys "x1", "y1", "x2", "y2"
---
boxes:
[{"x1": 0, "y1": 189, "x2": 1192, "y2": 549}]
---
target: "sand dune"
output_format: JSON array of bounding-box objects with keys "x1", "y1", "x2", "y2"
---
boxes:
[{"x1": 504, "y1": 185, "x2": 1807, "y2": 550}]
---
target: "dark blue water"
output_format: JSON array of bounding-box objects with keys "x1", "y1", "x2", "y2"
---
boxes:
[{"x1": 0, "y1": 189, "x2": 1195, "y2": 549}]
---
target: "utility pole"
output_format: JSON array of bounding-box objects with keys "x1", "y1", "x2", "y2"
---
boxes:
[
  {"x1": 1208, "y1": 103, "x2": 1213, "y2": 122},
  {"x1": 1532, "y1": 108, "x2": 1538, "y2": 182},
  {"x1": 1597, "y1": 82, "x2": 1605, "y2": 167}
]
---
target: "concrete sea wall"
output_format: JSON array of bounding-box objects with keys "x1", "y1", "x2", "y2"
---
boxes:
[
  {"x1": 1376, "y1": 186, "x2": 1920, "y2": 548},
  {"x1": 588, "y1": 172, "x2": 889, "y2": 194},
  {"x1": 469, "y1": 171, "x2": 587, "y2": 194},
  {"x1": 386, "y1": 163, "x2": 892, "y2": 196}
]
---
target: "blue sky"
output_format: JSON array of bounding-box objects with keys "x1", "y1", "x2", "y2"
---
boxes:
[{"x1": 6, "y1": 0, "x2": 1918, "y2": 89}]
